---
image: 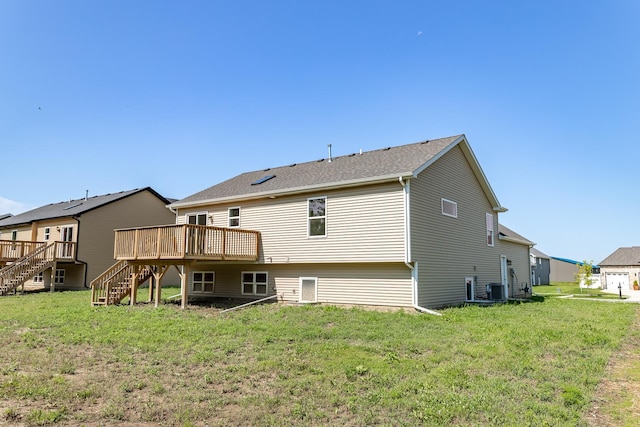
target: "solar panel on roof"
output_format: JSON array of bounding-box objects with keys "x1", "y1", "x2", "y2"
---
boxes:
[{"x1": 251, "y1": 175, "x2": 276, "y2": 185}]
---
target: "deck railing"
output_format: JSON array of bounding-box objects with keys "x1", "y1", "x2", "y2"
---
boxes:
[
  {"x1": 114, "y1": 224, "x2": 260, "y2": 261},
  {"x1": 0, "y1": 240, "x2": 46, "y2": 261},
  {"x1": 0, "y1": 241, "x2": 76, "y2": 294}
]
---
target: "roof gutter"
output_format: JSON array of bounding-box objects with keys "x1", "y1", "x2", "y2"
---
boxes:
[{"x1": 398, "y1": 176, "x2": 442, "y2": 316}]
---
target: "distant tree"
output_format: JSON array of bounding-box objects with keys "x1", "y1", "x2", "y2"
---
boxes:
[{"x1": 576, "y1": 260, "x2": 596, "y2": 295}]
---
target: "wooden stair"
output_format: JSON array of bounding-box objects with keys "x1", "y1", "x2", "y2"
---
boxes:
[
  {"x1": 91, "y1": 261, "x2": 153, "y2": 306},
  {"x1": 0, "y1": 243, "x2": 57, "y2": 296}
]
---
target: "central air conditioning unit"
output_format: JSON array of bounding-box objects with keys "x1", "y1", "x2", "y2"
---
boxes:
[{"x1": 486, "y1": 283, "x2": 504, "y2": 301}]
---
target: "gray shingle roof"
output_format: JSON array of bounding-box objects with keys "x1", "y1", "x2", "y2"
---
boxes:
[
  {"x1": 530, "y1": 247, "x2": 550, "y2": 259},
  {"x1": 599, "y1": 247, "x2": 640, "y2": 266},
  {"x1": 498, "y1": 224, "x2": 535, "y2": 246},
  {"x1": 0, "y1": 214, "x2": 12, "y2": 221},
  {"x1": 0, "y1": 187, "x2": 169, "y2": 228},
  {"x1": 172, "y1": 134, "x2": 504, "y2": 210}
]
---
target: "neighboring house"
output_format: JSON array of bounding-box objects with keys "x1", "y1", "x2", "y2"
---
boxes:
[
  {"x1": 94, "y1": 134, "x2": 533, "y2": 310},
  {"x1": 599, "y1": 246, "x2": 640, "y2": 291},
  {"x1": 497, "y1": 224, "x2": 535, "y2": 297},
  {"x1": 549, "y1": 257, "x2": 581, "y2": 283},
  {"x1": 549, "y1": 257, "x2": 600, "y2": 287},
  {"x1": 0, "y1": 188, "x2": 176, "y2": 294},
  {"x1": 530, "y1": 248, "x2": 551, "y2": 286}
]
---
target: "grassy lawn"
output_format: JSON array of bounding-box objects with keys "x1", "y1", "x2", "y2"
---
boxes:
[{"x1": 0, "y1": 289, "x2": 638, "y2": 426}]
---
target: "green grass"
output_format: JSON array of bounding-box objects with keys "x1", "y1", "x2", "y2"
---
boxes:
[
  {"x1": 534, "y1": 282, "x2": 627, "y2": 299},
  {"x1": 0, "y1": 289, "x2": 637, "y2": 426}
]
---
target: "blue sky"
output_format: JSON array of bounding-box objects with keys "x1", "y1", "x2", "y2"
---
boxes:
[{"x1": 1, "y1": 1, "x2": 638, "y2": 263}]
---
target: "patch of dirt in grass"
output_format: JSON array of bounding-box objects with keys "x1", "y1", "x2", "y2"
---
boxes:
[{"x1": 585, "y1": 308, "x2": 640, "y2": 426}]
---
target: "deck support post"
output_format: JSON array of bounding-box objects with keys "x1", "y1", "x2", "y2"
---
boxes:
[
  {"x1": 130, "y1": 265, "x2": 140, "y2": 306},
  {"x1": 180, "y1": 263, "x2": 191, "y2": 310},
  {"x1": 148, "y1": 273, "x2": 154, "y2": 303},
  {"x1": 154, "y1": 267, "x2": 162, "y2": 308},
  {"x1": 49, "y1": 262, "x2": 57, "y2": 293}
]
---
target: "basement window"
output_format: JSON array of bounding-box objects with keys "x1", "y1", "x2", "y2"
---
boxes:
[
  {"x1": 242, "y1": 272, "x2": 268, "y2": 296},
  {"x1": 192, "y1": 272, "x2": 215, "y2": 293},
  {"x1": 54, "y1": 269, "x2": 65, "y2": 285}
]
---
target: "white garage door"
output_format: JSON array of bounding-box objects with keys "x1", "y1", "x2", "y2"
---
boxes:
[{"x1": 605, "y1": 272, "x2": 630, "y2": 290}]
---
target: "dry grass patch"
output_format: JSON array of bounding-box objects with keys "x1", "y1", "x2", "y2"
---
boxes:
[{"x1": 585, "y1": 308, "x2": 640, "y2": 426}]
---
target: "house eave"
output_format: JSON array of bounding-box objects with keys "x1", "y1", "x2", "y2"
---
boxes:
[
  {"x1": 412, "y1": 134, "x2": 507, "y2": 213},
  {"x1": 169, "y1": 173, "x2": 413, "y2": 209},
  {"x1": 499, "y1": 235, "x2": 535, "y2": 246}
]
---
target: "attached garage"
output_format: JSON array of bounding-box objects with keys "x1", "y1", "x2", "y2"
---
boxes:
[{"x1": 604, "y1": 272, "x2": 629, "y2": 290}]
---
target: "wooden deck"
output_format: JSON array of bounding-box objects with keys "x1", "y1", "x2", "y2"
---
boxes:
[
  {"x1": 0, "y1": 240, "x2": 46, "y2": 263},
  {"x1": 114, "y1": 224, "x2": 260, "y2": 261}
]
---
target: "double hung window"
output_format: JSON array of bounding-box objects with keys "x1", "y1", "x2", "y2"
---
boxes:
[
  {"x1": 486, "y1": 213, "x2": 494, "y2": 246},
  {"x1": 308, "y1": 197, "x2": 326, "y2": 237},
  {"x1": 228, "y1": 208, "x2": 240, "y2": 227}
]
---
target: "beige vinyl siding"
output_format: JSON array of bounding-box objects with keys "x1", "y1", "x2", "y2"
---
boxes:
[
  {"x1": 180, "y1": 182, "x2": 406, "y2": 264},
  {"x1": 79, "y1": 190, "x2": 177, "y2": 285},
  {"x1": 33, "y1": 218, "x2": 79, "y2": 242},
  {"x1": 497, "y1": 239, "x2": 531, "y2": 298},
  {"x1": 410, "y1": 145, "x2": 500, "y2": 308},
  {"x1": 1, "y1": 227, "x2": 33, "y2": 242},
  {"x1": 187, "y1": 262, "x2": 413, "y2": 307},
  {"x1": 52, "y1": 263, "x2": 85, "y2": 290}
]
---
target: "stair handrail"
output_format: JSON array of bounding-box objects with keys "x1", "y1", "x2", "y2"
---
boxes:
[
  {"x1": 91, "y1": 262, "x2": 154, "y2": 305},
  {"x1": 0, "y1": 242, "x2": 57, "y2": 293},
  {"x1": 90, "y1": 260, "x2": 129, "y2": 304}
]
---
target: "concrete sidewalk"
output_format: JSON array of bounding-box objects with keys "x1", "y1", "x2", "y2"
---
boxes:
[{"x1": 599, "y1": 287, "x2": 640, "y2": 302}]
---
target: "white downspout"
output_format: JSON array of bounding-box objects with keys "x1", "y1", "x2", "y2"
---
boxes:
[{"x1": 399, "y1": 176, "x2": 442, "y2": 316}]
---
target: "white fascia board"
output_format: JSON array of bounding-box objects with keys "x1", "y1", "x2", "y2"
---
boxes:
[
  {"x1": 499, "y1": 235, "x2": 535, "y2": 246},
  {"x1": 168, "y1": 173, "x2": 413, "y2": 209},
  {"x1": 413, "y1": 134, "x2": 507, "y2": 213}
]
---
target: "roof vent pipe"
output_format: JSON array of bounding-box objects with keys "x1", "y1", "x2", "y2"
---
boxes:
[
  {"x1": 327, "y1": 144, "x2": 332, "y2": 162},
  {"x1": 85, "y1": 190, "x2": 88, "y2": 201}
]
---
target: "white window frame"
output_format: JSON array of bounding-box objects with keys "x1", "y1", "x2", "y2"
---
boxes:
[
  {"x1": 228, "y1": 207, "x2": 240, "y2": 228},
  {"x1": 441, "y1": 198, "x2": 458, "y2": 218},
  {"x1": 241, "y1": 271, "x2": 268, "y2": 296},
  {"x1": 192, "y1": 271, "x2": 215, "y2": 293},
  {"x1": 54, "y1": 269, "x2": 65, "y2": 285},
  {"x1": 44, "y1": 227, "x2": 50, "y2": 241},
  {"x1": 186, "y1": 212, "x2": 208, "y2": 226},
  {"x1": 486, "y1": 213, "x2": 494, "y2": 247},
  {"x1": 11, "y1": 230, "x2": 17, "y2": 241},
  {"x1": 299, "y1": 277, "x2": 318, "y2": 303},
  {"x1": 33, "y1": 272, "x2": 44, "y2": 283},
  {"x1": 307, "y1": 196, "x2": 327, "y2": 238},
  {"x1": 465, "y1": 276, "x2": 475, "y2": 302}
]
